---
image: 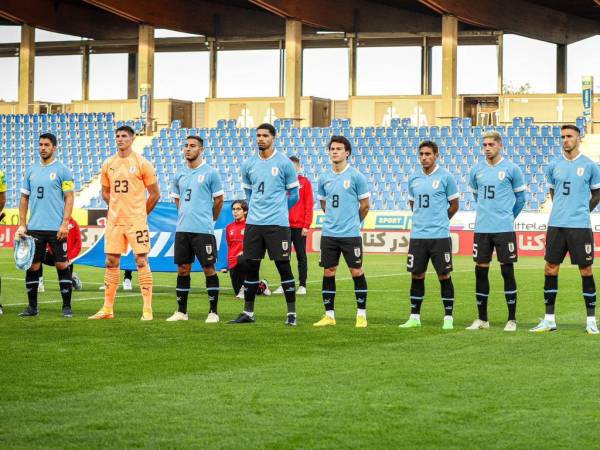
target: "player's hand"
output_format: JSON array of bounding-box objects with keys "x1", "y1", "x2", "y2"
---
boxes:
[
  {"x1": 15, "y1": 225, "x2": 27, "y2": 241},
  {"x1": 57, "y1": 223, "x2": 69, "y2": 241},
  {"x1": 301, "y1": 228, "x2": 309, "y2": 237}
]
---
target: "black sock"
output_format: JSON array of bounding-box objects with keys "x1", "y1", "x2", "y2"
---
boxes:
[
  {"x1": 582, "y1": 275, "x2": 596, "y2": 318},
  {"x1": 206, "y1": 274, "x2": 219, "y2": 314},
  {"x1": 25, "y1": 269, "x2": 40, "y2": 310},
  {"x1": 243, "y1": 260, "x2": 261, "y2": 314},
  {"x1": 410, "y1": 277, "x2": 425, "y2": 315},
  {"x1": 353, "y1": 274, "x2": 368, "y2": 311},
  {"x1": 440, "y1": 277, "x2": 454, "y2": 317},
  {"x1": 176, "y1": 275, "x2": 191, "y2": 314},
  {"x1": 57, "y1": 268, "x2": 73, "y2": 308},
  {"x1": 322, "y1": 276, "x2": 336, "y2": 311},
  {"x1": 475, "y1": 266, "x2": 490, "y2": 321},
  {"x1": 544, "y1": 275, "x2": 558, "y2": 315},
  {"x1": 501, "y1": 263, "x2": 517, "y2": 321},
  {"x1": 276, "y1": 260, "x2": 296, "y2": 314}
]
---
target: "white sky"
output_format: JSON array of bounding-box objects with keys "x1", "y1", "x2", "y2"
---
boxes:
[{"x1": 0, "y1": 26, "x2": 599, "y2": 102}]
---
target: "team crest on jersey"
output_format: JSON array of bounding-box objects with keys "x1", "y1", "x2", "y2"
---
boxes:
[
  {"x1": 586, "y1": 244, "x2": 592, "y2": 254},
  {"x1": 577, "y1": 167, "x2": 585, "y2": 176},
  {"x1": 129, "y1": 166, "x2": 137, "y2": 174},
  {"x1": 63, "y1": 242, "x2": 68, "y2": 252},
  {"x1": 498, "y1": 171, "x2": 506, "y2": 181},
  {"x1": 282, "y1": 241, "x2": 289, "y2": 251},
  {"x1": 197, "y1": 174, "x2": 205, "y2": 183},
  {"x1": 343, "y1": 180, "x2": 351, "y2": 189},
  {"x1": 354, "y1": 247, "x2": 361, "y2": 257},
  {"x1": 49, "y1": 172, "x2": 57, "y2": 180},
  {"x1": 508, "y1": 242, "x2": 515, "y2": 253},
  {"x1": 205, "y1": 245, "x2": 213, "y2": 255},
  {"x1": 271, "y1": 167, "x2": 279, "y2": 176},
  {"x1": 444, "y1": 252, "x2": 451, "y2": 263},
  {"x1": 432, "y1": 180, "x2": 440, "y2": 189}
]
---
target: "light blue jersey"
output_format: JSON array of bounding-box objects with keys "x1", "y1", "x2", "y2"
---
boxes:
[
  {"x1": 22, "y1": 160, "x2": 74, "y2": 231},
  {"x1": 241, "y1": 150, "x2": 299, "y2": 227},
  {"x1": 469, "y1": 158, "x2": 526, "y2": 233},
  {"x1": 546, "y1": 153, "x2": 600, "y2": 228},
  {"x1": 318, "y1": 165, "x2": 370, "y2": 238},
  {"x1": 408, "y1": 166, "x2": 459, "y2": 239},
  {"x1": 172, "y1": 162, "x2": 224, "y2": 234}
]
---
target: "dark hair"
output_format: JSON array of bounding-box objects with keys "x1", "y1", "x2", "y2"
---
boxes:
[
  {"x1": 418, "y1": 140, "x2": 439, "y2": 154},
  {"x1": 39, "y1": 133, "x2": 57, "y2": 147},
  {"x1": 561, "y1": 124, "x2": 581, "y2": 135},
  {"x1": 257, "y1": 123, "x2": 276, "y2": 137},
  {"x1": 116, "y1": 125, "x2": 135, "y2": 136},
  {"x1": 186, "y1": 135, "x2": 204, "y2": 146},
  {"x1": 232, "y1": 199, "x2": 248, "y2": 214},
  {"x1": 328, "y1": 135, "x2": 352, "y2": 157},
  {"x1": 289, "y1": 156, "x2": 300, "y2": 164}
]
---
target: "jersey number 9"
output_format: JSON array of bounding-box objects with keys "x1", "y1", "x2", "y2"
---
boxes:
[{"x1": 37, "y1": 186, "x2": 44, "y2": 199}]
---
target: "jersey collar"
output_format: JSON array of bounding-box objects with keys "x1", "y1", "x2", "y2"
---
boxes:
[
  {"x1": 562, "y1": 151, "x2": 582, "y2": 161},
  {"x1": 40, "y1": 159, "x2": 58, "y2": 167},
  {"x1": 259, "y1": 149, "x2": 277, "y2": 161},
  {"x1": 421, "y1": 165, "x2": 439, "y2": 176},
  {"x1": 484, "y1": 156, "x2": 504, "y2": 167},
  {"x1": 189, "y1": 160, "x2": 206, "y2": 170},
  {"x1": 332, "y1": 164, "x2": 350, "y2": 175}
]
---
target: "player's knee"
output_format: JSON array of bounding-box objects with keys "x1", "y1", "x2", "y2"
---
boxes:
[
  {"x1": 135, "y1": 255, "x2": 148, "y2": 268},
  {"x1": 55, "y1": 261, "x2": 69, "y2": 271},
  {"x1": 437, "y1": 273, "x2": 449, "y2": 281},
  {"x1": 349, "y1": 267, "x2": 363, "y2": 278},
  {"x1": 105, "y1": 254, "x2": 120, "y2": 268},
  {"x1": 579, "y1": 265, "x2": 593, "y2": 277},
  {"x1": 178, "y1": 264, "x2": 191, "y2": 276},
  {"x1": 475, "y1": 262, "x2": 490, "y2": 269},
  {"x1": 544, "y1": 263, "x2": 559, "y2": 276},
  {"x1": 324, "y1": 267, "x2": 337, "y2": 277},
  {"x1": 30, "y1": 262, "x2": 41, "y2": 271},
  {"x1": 203, "y1": 265, "x2": 216, "y2": 276}
]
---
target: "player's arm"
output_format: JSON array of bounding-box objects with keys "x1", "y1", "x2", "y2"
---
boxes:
[
  {"x1": 468, "y1": 168, "x2": 478, "y2": 202},
  {"x1": 590, "y1": 189, "x2": 600, "y2": 211},
  {"x1": 145, "y1": 182, "x2": 160, "y2": 214},
  {"x1": 513, "y1": 191, "x2": 526, "y2": 218},
  {"x1": 357, "y1": 174, "x2": 371, "y2": 222},
  {"x1": 448, "y1": 198, "x2": 459, "y2": 219},
  {"x1": 16, "y1": 193, "x2": 29, "y2": 239},
  {"x1": 446, "y1": 175, "x2": 460, "y2": 220},
  {"x1": 102, "y1": 184, "x2": 110, "y2": 206},
  {"x1": 58, "y1": 190, "x2": 74, "y2": 240},
  {"x1": 213, "y1": 195, "x2": 224, "y2": 221},
  {"x1": 549, "y1": 188, "x2": 554, "y2": 201},
  {"x1": 320, "y1": 199, "x2": 326, "y2": 212},
  {"x1": 0, "y1": 191, "x2": 5, "y2": 219},
  {"x1": 287, "y1": 186, "x2": 299, "y2": 209},
  {"x1": 409, "y1": 200, "x2": 414, "y2": 211},
  {"x1": 241, "y1": 161, "x2": 252, "y2": 202},
  {"x1": 358, "y1": 197, "x2": 370, "y2": 222}
]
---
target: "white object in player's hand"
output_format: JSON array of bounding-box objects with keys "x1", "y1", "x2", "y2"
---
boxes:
[{"x1": 14, "y1": 226, "x2": 27, "y2": 241}]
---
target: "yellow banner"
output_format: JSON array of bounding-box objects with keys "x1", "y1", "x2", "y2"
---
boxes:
[{"x1": 0, "y1": 208, "x2": 89, "y2": 226}]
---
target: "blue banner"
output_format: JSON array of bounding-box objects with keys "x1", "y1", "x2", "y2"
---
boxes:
[{"x1": 76, "y1": 202, "x2": 233, "y2": 272}]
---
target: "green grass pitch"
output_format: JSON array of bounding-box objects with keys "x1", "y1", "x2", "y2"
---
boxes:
[{"x1": 1, "y1": 248, "x2": 599, "y2": 449}]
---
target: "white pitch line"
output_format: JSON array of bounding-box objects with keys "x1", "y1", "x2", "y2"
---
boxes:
[{"x1": 3, "y1": 292, "x2": 172, "y2": 307}]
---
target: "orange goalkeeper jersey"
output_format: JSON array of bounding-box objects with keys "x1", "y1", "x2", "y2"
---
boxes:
[{"x1": 101, "y1": 151, "x2": 157, "y2": 225}]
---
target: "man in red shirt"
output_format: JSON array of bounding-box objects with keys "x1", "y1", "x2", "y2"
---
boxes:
[
  {"x1": 225, "y1": 200, "x2": 270, "y2": 298},
  {"x1": 274, "y1": 156, "x2": 314, "y2": 295},
  {"x1": 38, "y1": 217, "x2": 83, "y2": 292}
]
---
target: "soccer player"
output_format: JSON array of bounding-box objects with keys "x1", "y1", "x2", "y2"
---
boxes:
[
  {"x1": 229, "y1": 123, "x2": 300, "y2": 325},
  {"x1": 467, "y1": 131, "x2": 526, "y2": 331},
  {"x1": 531, "y1": 125, "x2": 600, "y2": 334},
  {"x1": 274, "y1": 156, "x2": 313, "y2": 295},
  {"x1": 313, "y1": 136, "x2": 370, "y2": 328},
  {"x1": 14, "y1": 133, "x2": 75, "y2": 317},
  {"x1": 89, "y1": 125, "x2": 160, "y2": 321},
  {"x1": 399, "y1": 141, "x2": 459, "y2": 330},
  {"x1": 167, "y1": 136, "x2": 224, "y2": 323}
]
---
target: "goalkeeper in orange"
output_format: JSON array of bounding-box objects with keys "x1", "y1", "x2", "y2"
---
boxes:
[{"x1": 89, "y1": 125, "x2": 160, "y2": 321}]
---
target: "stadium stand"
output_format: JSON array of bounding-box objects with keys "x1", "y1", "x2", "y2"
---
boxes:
[{"x1": 1, "y1": 113, "x2": 588, "y2": 211}]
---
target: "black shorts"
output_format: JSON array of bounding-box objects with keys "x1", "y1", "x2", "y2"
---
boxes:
[
  {"x1": 545, "y1": 226, "x2": 594, "y2": 266},
  {"x1": 407, "y1": 238, "x2": 453, "y2": 275},
  {"x1": 243, "y1": 224, "x2": 291, "y2": 261},
  {"x1": 319, "y1": 236, "x2": 363, "y2": 269},
  {"x1": 473, "y1": 232, "x2": 517, "y2": 264},
  {"x1": 174, "y1": 232, "x2": 218, "y2": 266},
  {"x1": 30, "y1": 230, "x2": 67, "y2": 264}
]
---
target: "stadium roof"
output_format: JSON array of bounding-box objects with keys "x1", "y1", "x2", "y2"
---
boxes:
[{"x1": 1, "y1": 0, "x2": 599, "y2": 45}]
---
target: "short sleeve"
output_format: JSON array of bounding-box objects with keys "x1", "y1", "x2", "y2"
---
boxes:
[
  {"x1": 211, "y1": 170, "x2": 225, "y2": 198},
  {"x1": 545, "y1": 162, "x2": 555, "y2": 189},
  {"x1": 61, "y1": 166, "x2": 75, "y2": 192},
  {"x1": 317, "y1": 175, "x2": 326, "y2": 201},
  {"x1": 407, "y1": 176, "x2": 415, "y2": 202},
  {"x1": 468, "y1": 166, "x2": 477, "y2": 191},
  {"x1": 446, "y1": 174, "x2": 459, "y2": 201},
  {"x1": 241, "y1": 160, "x2": 252, "y2": 190},
  {"x1": 511, "y1": 164, "x2": 526, "y2": 193},
  {"x1": 284, "y1": 159, "x2": 299, "y2": 190},
  {"x1": 356, "y1": 173, "x2": 370, "y2": 200},
  {"x1": 141, "y1": 159, "x2": 157, "y2": 187},
  {"x1": 0, "y1": 170, "x2": 6, "y2": 193},
  {"x1": 171, "y1": 173, "x2": 180, "y2": 199},
  {"x1": 100, "y1": 162, "x2": 110, "y2": 188},
  {"x1": 590, "y1": 162, "x2": 600, "y2": 190},
  {"x1": 21, "y1": 167, "x2": 31, "y2": 195}
]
